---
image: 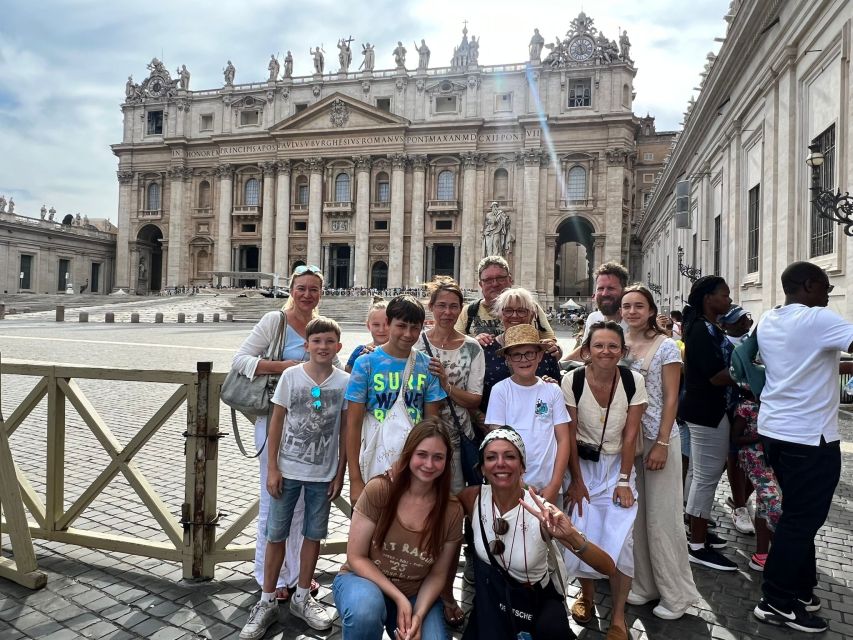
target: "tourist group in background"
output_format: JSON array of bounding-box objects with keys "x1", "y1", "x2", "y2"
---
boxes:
[{"x1": 228, "y1": 255, "x2": 853, "y2": 639}]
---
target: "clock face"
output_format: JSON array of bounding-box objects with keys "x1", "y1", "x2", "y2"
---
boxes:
[
  {"x1": 569, "y1": 36, "x2": 595, "y2": 61},
  {"x1": 149, "y1": 80, "x2": 164, "y2": 97}
]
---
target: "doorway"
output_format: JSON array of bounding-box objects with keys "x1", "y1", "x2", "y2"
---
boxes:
[
  {"x1": 371, "y1": 261, "x2": 388, "y2": 290},
  {"x1": 239, "y1": 246, "x2": 259, "y2": 287},
  {"x1": 330, "y1": 244, "x2": 351, "y2": 288},
  {"x1": 136, "y1": 224, "x2": 164, "y2": 292}
]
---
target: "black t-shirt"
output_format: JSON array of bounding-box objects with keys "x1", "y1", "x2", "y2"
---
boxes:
[{"x1": 678, "y1": 318, "x2": 732, "y2": 427}]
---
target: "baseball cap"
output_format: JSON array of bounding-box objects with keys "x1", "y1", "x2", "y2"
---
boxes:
[{"x1": 719, "y1": 305, "x2": 749, "y2": 324}]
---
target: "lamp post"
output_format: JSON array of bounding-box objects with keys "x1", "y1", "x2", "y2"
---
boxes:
[
  {"x1": 677, "y1": 246, "x2": 702, "y2": 282},
  {"x1": 646, "y1": 271, "x2": 662, "y2": 295},
  {"x1": 806, "y1": 142, "x2": 853, "y2": 236}
]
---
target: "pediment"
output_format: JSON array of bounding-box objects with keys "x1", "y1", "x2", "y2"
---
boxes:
[{"x1": 271, "y1": 93, "x2": 409, "y2": 133}]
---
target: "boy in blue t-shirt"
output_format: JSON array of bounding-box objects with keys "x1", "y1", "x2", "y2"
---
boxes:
[{"x1": 344, "y1": 294, "x2": 445, "y2": 503}]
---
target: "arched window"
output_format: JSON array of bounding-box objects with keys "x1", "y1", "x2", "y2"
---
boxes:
[
  {"x1": 146, "y1": 182, "x2": 161, "y2": 210},
  {"x1": 335, "y1": 173, "x2": 351, "y2": 202},
  {"x1": 375, "y1": 171, "x2": 390, "y2": 203},
  {"x1": 566, "y1": 166, "x2": 586, "y2": 202},
  {"x1": 198, "y1": 180, "x2": 211, "y2": 209},
  {"x1": 296, "y1": 176, "x2": 309, "y2": 205},
  {"x1": 493, "y1": 168, "x2": 508, "y2": 200},
  {"x1": 244, "y1": 178, "x2": 260, "y2": 206},
  {"x1": 437, "y1": 170, "x2": 454, "y2": 200}
]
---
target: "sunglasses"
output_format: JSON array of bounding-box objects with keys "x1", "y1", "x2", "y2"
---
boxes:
[
  {"x1": 489, "y1": 516, "x2": 509, "y2": 555},
  {"x1": 294, "y1": 264, "x2": 322, "y2": 276},
  {"x1": 311, "y1": 385, "x2": 322, "y2": 411}
]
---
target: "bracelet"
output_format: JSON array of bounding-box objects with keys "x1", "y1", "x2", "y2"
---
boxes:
[
  {"x1": 617, "y1": 481, "x2": 630, "y2": 488},
  {"x1": 618, "y1": 473, "x2": 629, "y2": 480},
  {"x1": 655, "y1": 440, "x2": 670, "y2": 447},
  {"x1": 568, "y1": 531, "x2": 588, "y2": 554}
]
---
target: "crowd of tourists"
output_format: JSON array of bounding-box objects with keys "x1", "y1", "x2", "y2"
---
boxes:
[{"x1": 228, "y1": 256, "x2": 852, "y2": 640}]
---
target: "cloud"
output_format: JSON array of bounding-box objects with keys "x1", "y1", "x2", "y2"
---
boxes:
[{"x1": 0, "y1": 0, "x2": 727, "y2": 222}]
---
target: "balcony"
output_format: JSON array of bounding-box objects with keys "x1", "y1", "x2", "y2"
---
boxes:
[
  {"x1": 427, "y1": 200, "x2": 460, "y2": 216},
  {"x1": 232, "y1": 205, "x2": 261, "y2": 216},
  {"x1": 323, "y1": 201, "x2": 353, "y2": 216},
  {"x1": 291, "y1": 203, "x2": 308, "y2": 213},
  {"x1": 193, "y1": 207, "x2": 213, "y2": 217},
  {"x1": 371, "y1": 200, "x2": 391, "y2": 212},
  {"x1": 559, "y1": 198, "x2": 592, "y2": 210},
  {"x1": 138, "y1": 209, "x2": 162, "y2": 220}
]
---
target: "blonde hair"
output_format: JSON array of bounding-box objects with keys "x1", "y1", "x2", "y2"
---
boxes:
[
  {"x1": 492, "y1": 286, "x2": 536, "y2": 321},
  {"x1": 283, "y1": 268, "x2": 324, "y2": 314}
]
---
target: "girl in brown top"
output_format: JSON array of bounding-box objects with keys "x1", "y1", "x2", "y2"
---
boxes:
[{"x1": 333, "y1": 418, "x2": 463, "y2": 640}]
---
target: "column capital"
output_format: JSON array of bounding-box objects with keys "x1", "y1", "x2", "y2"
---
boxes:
[
  {"x1": 117, "y1": 170, "x2": 134, "y2": 185},
  {"x1": 260, "y1": 160, "x2": 277, "y2": 176},
  {"x1": 276, "y1": 159, "x2": 292, "y2": 175},
  {"x1": 353, "y1": 155, "x2": 373, "y2": 172},
  {"x1": 168, "y1": 166, "x2": 186, "y2": 180},
  {"x1": 182, "y1": 167, "x2": 193, "y2": 181},
  {"x1": 460, "y1": 151, "x2": 484, "y2": 168},
  {"x1": 306, "y1": 156, "x2": 324, "y2": 173},
  {"x1": 519, "y1": 149, "x2": 544, "y2": 167},
  {"x1": 410, "y1": 154, "x2": 428, "y2": 171},
  {"x1": 216, "y1": 163, "x2": 234, "y2": 179},
  {"x1": 388, "y1": 153, "x2": 408, "y2": 170},
  {"x1": 605, "y1": 147, "x2": 636, "y2": 167}
]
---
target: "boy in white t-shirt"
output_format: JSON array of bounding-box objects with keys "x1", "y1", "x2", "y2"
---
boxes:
[
  {"x1": 241, "y1": 317, "x2": 349, "y2": 640},
  {"x1": 485, "y1": 323, "x2": 570, "y2": 505}
]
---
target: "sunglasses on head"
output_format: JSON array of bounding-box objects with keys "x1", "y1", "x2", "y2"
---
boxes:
[{"x1": 294, "y1": 264, "x2": 322, "y2": 276}]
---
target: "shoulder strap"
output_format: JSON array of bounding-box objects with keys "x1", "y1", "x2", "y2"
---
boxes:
[
  {"x1": 638, "y1": 333, "x2": 667, "y2": 377},
  {"x1": 571, "y1": 366, "x2": 586, "y2": 404},
  {"x1": 422, "y1": 334, "x2": 465, "y2": 434},
  {"x1": 465, "y1": 299, "x2": 482, "y2": 335},
  {"x1": 618, "y1": 365, "x2": 636, "y2": 404}
]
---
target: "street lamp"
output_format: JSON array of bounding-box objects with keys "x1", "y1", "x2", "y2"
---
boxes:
[
  {"x1": 646, "y1": 271, "x2": 662, "y2": 295},
  {"x1": 677, "y1": 246, "x2": 702, "y2": 282},
  {"x1": 806, "y1": 142, "x2": 853, "y2": 236}
]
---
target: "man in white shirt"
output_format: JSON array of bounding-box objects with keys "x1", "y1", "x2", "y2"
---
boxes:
[
  {"x1": 563, "y1": 262, "x2": 630, "y2": 362},
  {"x1": 752, "y1": 261, "x2": 853, "y2": 633}
]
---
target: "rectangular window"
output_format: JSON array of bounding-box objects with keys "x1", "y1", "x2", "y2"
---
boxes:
[
  {"x1": 373, "y1": 220, "x2": 388, "y2": 231},
  {"x1": 58, "y1": 258, "x2": 70, "y2": 292},
  {"x1": 435, "y1": 219, "x2": 453, "y2": 231},
  {"x1": 90, "y1": 263, "x2": 101, "y2": 293},
  {"x1": 200, "y1": 114, "x2": 214, "y2": 131},
  {"x1": 376, "y1": 98, "x2": 391, "y2": 112},
  {"x1": 295, "y1": 103, "x2": 308, "y2": 113},
  {"x1": 240, "y1": 223, "x2": 257, "y2": 233},
  {"x1": 377, "y1": 180, "x2": 390, "y2": 203},
  {"x1": 747, "y1": 184, "x2": 760, "y2": 274},
  {"x1": 713, "y1": 216, "x2": 721, "y2": 275},
  {"x1": 298, "y1": 184, "x2": 309, "y2": 205},
  {"x1": 643, "y1": 152, "x2": 654, "y2": 161},
  {"x1": 643, "y1": 173, "x2": 654, "y2": 183},
  {"x1": 494, "y1": 93, "x2": 512, "y2": 112},
  {"x1": 293, "y1": 220, "x2": 307, "y2": 232},
  {"x1": 810, "y1": 124, "x2": 835, "y2": 257},
  {"x1": 435, "y1": 96, "x2": 457, "y2": 113},
  {"x1": 19, "y1": 254, "x2": 33, "y2": 290},
  {"x1": 240, "y1": 110, "x2": 260, "y2": 126},
  {"x1": 567, "y1": 78, "x2": 591, "y2": 108},
  {"x1": 146, "y1": 110, "x2": 163, "y2": 135}
]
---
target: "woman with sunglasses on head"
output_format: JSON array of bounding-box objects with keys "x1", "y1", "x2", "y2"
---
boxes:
[
  {"x1": 620, "y1": 286, "x2": 699, "y2": 620},
  {"x1": 231, "y1": 264, "x2": 332, "y2": 603},
  {"x1": 560, "y1": 321, "x2": 647, "y2": 640},
  {"x1": 333, "y1": 418, "x2": 464, "y2": 640},
  {"x1": 458, "y1": 428, "x2": 615, "y2": 640}
]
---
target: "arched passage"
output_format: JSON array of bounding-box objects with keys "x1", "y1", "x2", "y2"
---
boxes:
[
  {"x1": 555, "y1": 216, "x2": 595, "y2": 298},
  {"x1": 371, "y1": 261, "x2": 388, "y2": 290},
  {"x1": 136, "y1": 224, "x2": 164, "y2": 292}
]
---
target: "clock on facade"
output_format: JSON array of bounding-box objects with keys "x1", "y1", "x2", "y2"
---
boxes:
[
  {"x1": 148, "y1": 79, "x2": 164, "y2": 97},
  {"x1": 569, "y1": 36, "x2": 595, "y2": 62}
]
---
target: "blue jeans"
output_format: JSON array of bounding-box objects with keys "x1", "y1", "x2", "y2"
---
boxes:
[{"x1": 332, "y1": 572, "x2": 447, "y2": 640}]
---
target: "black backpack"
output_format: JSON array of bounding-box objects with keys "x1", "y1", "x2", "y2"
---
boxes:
[{"x1": 570, "y1": 365, "x2": 636, "y2": 404}]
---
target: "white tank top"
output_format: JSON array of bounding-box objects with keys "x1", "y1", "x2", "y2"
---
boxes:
[{"x1": 473, "y1": 485, "x2": 549, "y2": 584}]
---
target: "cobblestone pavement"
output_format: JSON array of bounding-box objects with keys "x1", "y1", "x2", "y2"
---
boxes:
[{"x1": 1, "y1": 312, "x2": 852, "y2": 639}]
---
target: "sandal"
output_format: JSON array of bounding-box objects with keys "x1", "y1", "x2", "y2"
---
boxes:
[
  {"x1": 571, "y1": 597, "x2": 595, "y2": 625},
  {"x1": 443, "y1": 602, "x2": 465, "y2": 628}
]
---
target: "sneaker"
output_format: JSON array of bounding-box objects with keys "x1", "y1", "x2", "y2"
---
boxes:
[
  {"x1": 797, "y1": 594, "x2": 822, "y2": 613},
  {"x1": 626, "y1": 591, "x2": 652, "y2": 606},
  {"x1": 731, "y1": 507, "x2": 755, "y2": 535},
  {"x1": 652, "y1": 603, "x2": 684, "y2": 620},
  {"x1": 749, "y1": 553, "x2": 767, "y2": 571},
  {"x1": 753, "y1": 598, "x2": 828, "y2": 633},
  {"x1": 240, "y1": 601, "x2": 278, "y2": 640},
  {"x1": 688, "y1": 546, "x2": 738, "y2": 571},
  {"x1": 290, "y1": 595, "x2": 334, "y2": 631}
]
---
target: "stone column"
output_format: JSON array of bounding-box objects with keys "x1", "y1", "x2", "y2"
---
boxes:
[
  {"x1": 323, "y1": 244, "x2": 331, "y2": 283},
  {"x1": 260, "y1": 161, "x2": 276, "y2": 275},
  {"x1": 545, "y1": 235, "x2": 557, "y2": 307},
  {"x1": 115, "y1": 171, "x2": 134, "y2": 291},
  {"x1": 409, "y1": 155, "x2": 427, "y2": 285},
  {"x1": 592, "y1": 233, "x2": 606, "y2": 271},
  {"x1": 215, "y1": 164, "x2": 233, "y2": 286},
  {"x1": 425, "y1": 242, "x2": 434, "y2": 280},
  {"x1": 129, "y1": 242, "x2": 140, "y2": 293},
  {"x1": 604, "y1": 149, "x2": 629, "y2": 264},
  {"x1": 453, "y1": 243, "x2": 461, "y2": 282},
  {"x1": 307, "y1": 157, "x2": 324, "y2": 267},
  {"x1": 353, "y1": 155, "x2": 372, "y2": 288},
  {"x1": 166, "y1": 166, "x2": 186, "y2": 288},
  {"x1": 388, "y1": 153, "x2": 407, "y2": 289},
  {"x1": 459, "y1": 152, "x2": 479, "y2": 291},
  {"x1": 536, "y1": 157, "x2": 550, "y2": 299},
  {"x1": 520, "y1": 149, "x2": 542, "y2": 292},
  {"x1": 274, "y1": 161, "x2": 291, "y2": 278},
  {"x1": 348, "y1": 243, "x2": 355, "y2": 287}
]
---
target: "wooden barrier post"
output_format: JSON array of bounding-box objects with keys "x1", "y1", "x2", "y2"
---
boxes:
[{"x1": 45, "y1": 365, "x2": 65, "y2": 533}]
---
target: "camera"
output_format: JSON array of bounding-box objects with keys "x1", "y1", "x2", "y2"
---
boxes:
[{"x1": 576, "y1": 441, "x2": 601, "y2": 463}]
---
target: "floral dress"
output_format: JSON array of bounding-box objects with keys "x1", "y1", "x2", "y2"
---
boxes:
[{"x1": 736, "y1": 399, "x2": 782, "y2": 530}]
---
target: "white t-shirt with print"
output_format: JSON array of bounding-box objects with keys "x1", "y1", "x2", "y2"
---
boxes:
[
  {"x1": 271, "y1": 364, "x2": 350, "y2": 482},
  {"x1": 757, "y1": 304, "x2": 853, "y2": 445},
  {"x1": 484, "y1": 378, "x2": 570, "y2": 490}
]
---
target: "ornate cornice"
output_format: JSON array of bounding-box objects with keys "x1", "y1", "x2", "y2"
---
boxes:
[
  {"x1": 353, "y1": 155, "x2": 373, "y2": 172},
  {"x1": 306, "y1": 157, "x2": 324, "y2": 173},
  {"x1": 117, "y1": 171, "x2": 134, "y2": 185}
]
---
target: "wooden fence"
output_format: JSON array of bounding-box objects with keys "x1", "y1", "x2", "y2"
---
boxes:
[{"x1": 0, "y1": 357, "x2": 349, "y2": 588}]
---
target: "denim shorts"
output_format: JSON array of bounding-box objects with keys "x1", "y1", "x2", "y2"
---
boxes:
[{"x1": 266, "y1": 478, "x2": 331, "y2": 542}]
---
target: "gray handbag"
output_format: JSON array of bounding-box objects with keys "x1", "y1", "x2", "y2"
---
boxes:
[{"x1": 221, "y1": 311, "x2": 287, "y2": 457}]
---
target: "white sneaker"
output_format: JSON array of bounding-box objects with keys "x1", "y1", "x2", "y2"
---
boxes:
[
  {"x1": 290, "y1": 594, "x2": 334, "y2": 631},
  {"x1": 653, "y1": 603, "x2": 684, "y2": 620},
  {"x1": 626, "y1": 591, "x2": 652, "y2": 606},
  {"x1": 731, "y1": 506, "x2": 755, "y2": 534},
  {"x1": 240, "y1": 601, "x2": 278, "y2": 640}
]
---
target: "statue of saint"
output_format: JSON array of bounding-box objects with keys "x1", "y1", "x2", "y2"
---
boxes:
[
  {"x1": 138, "y1": 256, "x2": 147, "y2": 280},
  {"x1": 310, "y1": 46, "x2": 325, "y2": 74},
  {"x1": 148, "y1": 57, "x2": 166, "y2": 73},
  {"x1": 619, "y1": 30, "x2": 631, "y2": 61},
  {"x1": 268, "y1": 54, "x2": 280, "y2": 81},
  {"x1": 393, "y1": 41, "x2": 407, "y2": 69},
  {"x1": 177, "y1": 65, "x2": 190, "y2": 90},
  {"x1": 338, "y1": 37, "x2": 353, "y2": 72},
  {"x1": 469, "y1": 36, "x2": 480, "y2": 65},
  {"x1": 529, "y1": 29, "x2": 545, "y2": 62},
  {"x1": 0, "y1": 195, "x2": 6, "y2": 213},
  {"x1": 414, "y1": 39, "x2": 430, "y2": 70},
  {"x1": 48, "y1": 206, "x2": 56, "y2": 221},
  {"x1": 75, "y1": 212, "x2": 82, "y2": 226},
  {"x1": 360, "y1": 43, "x2": 375, "y2": 71},
  {"x1": 223, "y1": 60, "x2": 235, "y2": 85},
  {"x1": 83, "y1": 214, "x2": 89, "y2": 227},
  {"x1": 283, "y1": 51, "x2": 293, "y2": 78},
  {"x1": 40, "y1": 205, "x2": 47, "y2": 219},
  {"x1": 482, "y1": 202, "x2": 510, "y2": 256},
  {"x1": 7, "y1": 198, "x2": 14, "y2": 214},
  {"x1": 125, "y1": 76, "x2": 138, "y2": 100}
]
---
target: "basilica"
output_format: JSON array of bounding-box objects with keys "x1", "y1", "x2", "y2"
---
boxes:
[{"x1": 112, "y1": 13, "x2": 671, "y2": 306}]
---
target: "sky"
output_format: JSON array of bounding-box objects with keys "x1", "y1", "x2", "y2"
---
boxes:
[{"x1": 0, "y1": 0, "x2": 727, "y2": 223}]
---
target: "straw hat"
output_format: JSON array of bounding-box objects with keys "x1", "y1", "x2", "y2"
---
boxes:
[{"x1": 497, "y1": 323, "x2": 543, "y2": 356}]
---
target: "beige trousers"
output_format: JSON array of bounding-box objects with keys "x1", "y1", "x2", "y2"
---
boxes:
[{"x1": 632, "y1": 433, "x2": 701, "y2": 614}]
